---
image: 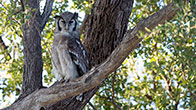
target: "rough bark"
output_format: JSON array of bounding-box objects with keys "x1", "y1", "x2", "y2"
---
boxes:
[
  {"x1": 83, "y1": 0, "x2": 134, "y2": 67},
  {"x1": 3, "y1": 2, "x2": 178, "y2": 110},
  {"x1": 21, "y1": 0, "x2": 43, "y2": 97},
  {"x1": 20, "y1": 0, "x2": 54, "y2": 98}
]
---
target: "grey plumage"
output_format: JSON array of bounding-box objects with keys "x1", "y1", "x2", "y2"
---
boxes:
[{"x1": 51, "y1": 12, "x2": 88, "y2": 82}]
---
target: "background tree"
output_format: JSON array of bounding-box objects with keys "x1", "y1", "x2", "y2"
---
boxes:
[{"x1": 0, "y1": 0, "x2": 195, "y2": 110}]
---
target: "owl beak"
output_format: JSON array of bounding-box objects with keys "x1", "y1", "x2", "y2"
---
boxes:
[{"x1": 65, "y1": 24, "x2": 69, "y2": 30}]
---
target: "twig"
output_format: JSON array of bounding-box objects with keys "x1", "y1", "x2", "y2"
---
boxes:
[
  {"x1": 174, "y1": 81, "x2": 180, "y2": 110},
  {"x1": 0, "y1": 36, "x2": 12, "y2": 59},
  {"x1": 190, "y1": 90, "x2": 196, "y2": 101},
  {"x1": 181, "y1": 64, "x2": 196, "y2": 102},
  {"x1": 111, "y1": 71, "x2": 116, "y2": 100},
  {"x1": 0, "y1": 36, "x2": 8, "y2": 51},
  {"x1": 0, "y1": 2, "x2": 9, "y2": 11},
  {"x1": 0, "y1": 2, "x2": 22, "y2": 27},
  {"x1": 160, "y1": 73, "x2": 173, "y2": 98},
  {"x1": 145, "y1": 94, "x2": 154, "y2": 101},
  {"x1": 88, "y1": 102, "x2": 97, "y2": 110},
  {"x1": 20, "y1": 0, "x2": 25, "y2": 11},
  {"x1": 0, "y1": 1, "x2": 24, "y2": 15},
  {"x1": 13, "y1": 9, "x2": 23, "y2": 15},
  {"x1": 152, "y1": 71, "x2": 157, "y2": 91},
  {"x1": 98, "y1": 95, "x2": 122, "y2": 110}
]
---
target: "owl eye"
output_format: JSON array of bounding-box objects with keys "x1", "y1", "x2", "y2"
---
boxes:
[{"x1": 61, "y1": 20, "x2": 65, "y2": 23}]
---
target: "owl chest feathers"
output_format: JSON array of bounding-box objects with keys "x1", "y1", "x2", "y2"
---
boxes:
[{"x1": 52, "y1": 34, "x2": 79, "y2": 81}]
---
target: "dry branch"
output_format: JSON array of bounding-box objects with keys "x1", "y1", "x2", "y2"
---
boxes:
[{"x1": 88, "y1": 102, "x2": 97, "y2": 110}]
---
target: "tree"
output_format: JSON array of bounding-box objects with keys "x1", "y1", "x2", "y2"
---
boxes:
[{"x1": 0, "y1": 0, "x2": 195, "y2": 109}]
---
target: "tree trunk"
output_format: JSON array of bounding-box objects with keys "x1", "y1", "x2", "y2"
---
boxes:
[
  {"x1": 21, "y1": 0, "x2": 43, "y2": 98},
  {"x1": 83, "y1": 0, "x2": 134, "y2": 67},
  {"x1": 19, "y1": 0, "x2": 54, "y2": 99}
]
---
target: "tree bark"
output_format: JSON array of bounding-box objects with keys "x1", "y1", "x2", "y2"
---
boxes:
[
  {"x1": 21, "y1": 0, "x2": 43, "y2": 97},
  {"x1": 83, "y1": 0, "x2": 134, "y2": 67},
  {"x1": 20, "y1": 0, "x2": 54, "y2": 98}
]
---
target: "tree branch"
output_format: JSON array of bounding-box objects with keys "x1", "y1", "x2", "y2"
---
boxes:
[
  {"x1": 190, "y1": 90, "x2": 196, "y2": 101},
  {"x1": 160, "y1": 73, "x2": 173, "y2": 98},
  {"x1": 88, "y1": 102, "x2": 97, "y2": 110},
  {"x1": 174, "y1": 80, "x2": 181, "y2": 110},
  {"x1": 40, "y1": 0, "x2": 54, "y2": 31},
  {"x1": 0, "y1": 36, "x2": 8, "y2": 52},
  {"x1": 0, "y1": 36, "x2": 11, "y2": 59},
  {"x1": 4, "y1": 2, "x2": 179, "y2": 110},
  {"x1": 152, "y1": 71, "x2": 157, "y2": 91},
  {"x1": 20, "y1": 0, "x2": 25, "y2": 11},
  {"x1": 111, "y1": 71, "x2": 116, "y2": 101}
]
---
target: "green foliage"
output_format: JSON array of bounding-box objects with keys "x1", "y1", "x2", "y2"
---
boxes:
[
  {"x1": 1, "y1": 0, "x2": 196, "y2": 109},
  {"x1": 71, "y1": 0, "x2": 94, "y2": 13},
  {"x1": 0, "y1": 0, "x2": 23, "y2": 104}
]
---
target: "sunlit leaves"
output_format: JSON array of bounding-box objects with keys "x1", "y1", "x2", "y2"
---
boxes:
[
  {"x1": 72, "y1": 0, "x2": 94, "y2": 13},
  {"x1": 131, "y1": 1, "x2": 196, "y2": 109}
]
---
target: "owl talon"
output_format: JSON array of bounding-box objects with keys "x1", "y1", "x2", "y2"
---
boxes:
[
  {"x1": 59, "y1": 79, "x2": 65, "y2": 83},
  {"x1": 65, "y1": 79, "x2": 70, "y2": 83}
]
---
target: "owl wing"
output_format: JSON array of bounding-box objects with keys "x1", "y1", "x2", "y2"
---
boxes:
[{"x1": 68, "y1": 37, "x2": 89, "y2": 76}]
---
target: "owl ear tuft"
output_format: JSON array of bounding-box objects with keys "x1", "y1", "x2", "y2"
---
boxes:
[{"x1": 73, "y1": 12, "x2": 78, "y2": 19}]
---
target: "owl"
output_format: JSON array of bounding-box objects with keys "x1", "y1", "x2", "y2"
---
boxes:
[{"x1": 51, "y1": 12, "x2": 88, "y2": 83}]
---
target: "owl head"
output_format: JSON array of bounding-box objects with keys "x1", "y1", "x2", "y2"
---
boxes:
[{"x1": 54, "y1": 12, "x2": 78, "y2": 35}]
